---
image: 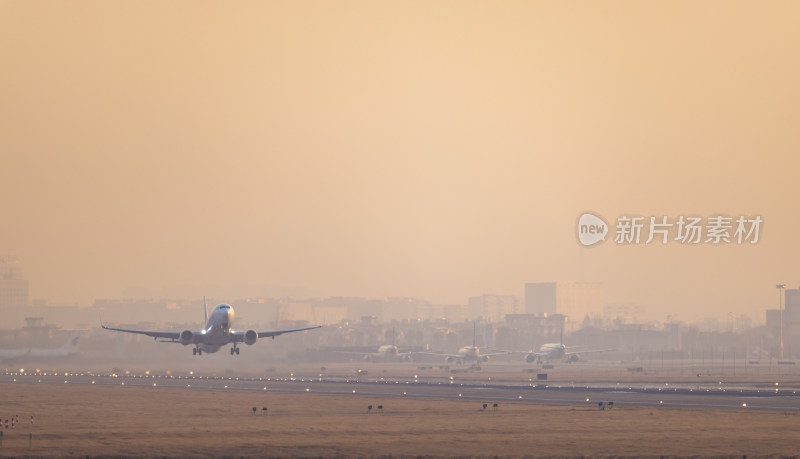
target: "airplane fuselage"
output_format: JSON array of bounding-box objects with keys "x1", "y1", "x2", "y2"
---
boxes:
[
  {"x1": 377, "y1": 344, "x2": 399, "y2": 356},
  {"x1": 523, "y1": 343, "x2": 566, "y2": 363},
  {"x1": 539, "y1": 343, "x2": 566, "y2": 360},
  {"x1": 458, "y1": 346, "x2": 480, "y2": 360},
  {"x1": 428, "y1": 323, "x2": 499, "y2": 363},
  {"x1": 445, "y1": 346, "x2": 486, "y2": 363},
  {"x1": 196, "y1": 304, "x2": 235, "y2": 354}
]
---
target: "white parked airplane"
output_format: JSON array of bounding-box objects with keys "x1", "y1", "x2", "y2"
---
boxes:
[
  {"x1": 335, "y1": 328, "x2": 413, "y2": 362},
  {"x1": 0, "y1": 331, "x2": 82, "y2": 362},
  {"x1": 496, "y1": 321, "x2": 614, "y2": 363},
  {"x1": 416, "y1": 323, "x2": 504, "y2": 364},
  {"x1": 102, "y1": 298, "x2": 321, "y2": 356}
]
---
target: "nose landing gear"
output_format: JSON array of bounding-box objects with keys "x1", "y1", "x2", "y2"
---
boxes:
[
  {"x1": 193, "y1": 347, "x2": 203, "y2": 356},
  {"x1": 230, "y1": 346, "x2": 239, "y2": 355}
]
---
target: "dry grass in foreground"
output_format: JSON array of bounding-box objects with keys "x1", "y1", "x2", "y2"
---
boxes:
[{"x1": 1, "y1": 382, "x2": 799, "y2": 457}]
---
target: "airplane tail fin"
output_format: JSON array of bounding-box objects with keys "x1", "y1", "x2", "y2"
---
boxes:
[
  {"x1": 560, "y1": 318, "x2": 564, "y2": 346},
  {"x1": 473, "y1": 322, "x2": 477, "y2": 348},
  {"x1": 60, "y1": 331, "x2": 82, "y2": 350},
  {"x1": 204, "y1": 296, "x2": 208, "y2": 323}
]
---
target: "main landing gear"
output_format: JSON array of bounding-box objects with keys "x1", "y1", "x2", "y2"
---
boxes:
[
  {"x1": 230, "y1": 346, "x2": 240, "y2": 355},
  {"x1": 193, "y1": 347, "x2": 203, "y2": 356}
]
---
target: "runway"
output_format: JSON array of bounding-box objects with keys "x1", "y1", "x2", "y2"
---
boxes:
[
  {"x1": 4, "y1": 369, "x2": 800, "y2": 412},
  {"x1": 4, "y1": 367, "x2": 800, "y2": 457}
]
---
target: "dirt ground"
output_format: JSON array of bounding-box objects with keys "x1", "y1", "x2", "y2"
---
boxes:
[{"x1": 1, "y1": 382, "x2": 800, "y2": 457}]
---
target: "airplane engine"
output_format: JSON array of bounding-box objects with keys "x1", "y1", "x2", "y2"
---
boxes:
[
  {"x1": 179, "y1": 330, "x2": 194, "y2": 346},
  {"x1": 479, "y1": 355, "x2": 490, "y2": 363},
  {"x1": 244, "y1": 330, "x2": 258, "y2": 345},
  {"x1": 445, "y1": 356, "x2": 456, "y2": 363},
  {"x1": 525, "y1": 354, "x2": 537, "y2": 363}
]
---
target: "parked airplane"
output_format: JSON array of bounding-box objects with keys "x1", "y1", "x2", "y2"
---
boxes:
[
  {"x1": 496, "y1": 320, "x2": 614, "y2": 363},
  {"x1": 335, "y1": 328, "x2": 413, "y2": 362},
  {"x1": 416, "y1": 323, "x2": 504, "y2": 364},
  {"x1": 0, "y1": 331, "x2": 82, "y2": 362},
  {"x1": 102, "y1": 298, "x2": 321, "y2": 356}
]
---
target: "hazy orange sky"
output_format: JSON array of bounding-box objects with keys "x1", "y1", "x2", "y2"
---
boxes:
[{"x1": 1, "y1": 1, "x2": 798, "y2": 321}]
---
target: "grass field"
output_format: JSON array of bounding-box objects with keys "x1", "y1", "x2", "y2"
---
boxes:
[{"x1": 1, "y1": 381, "x2": 800, "y2": 457}]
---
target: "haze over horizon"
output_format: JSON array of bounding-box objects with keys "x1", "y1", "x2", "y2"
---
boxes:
[{"x1": 2, "y1": 1, "x2": 799, "y2": 322}]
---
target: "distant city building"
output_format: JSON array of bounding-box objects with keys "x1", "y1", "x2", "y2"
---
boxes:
[
  {"x1": 95, "y1": 298, "x2": 199, "y2": 325},
  {"x1": 311, "y1": 297, "x2": 381, "y2": 323},
  {"x1": 380, "y1": 297, "x2": 423, "y2": 322},
  {"x1": 766, "y1": 308, "x2": 780, "y2": 336},
  {"x1": 784, "y1": 286, "x2": 800, "y2": 357},
  {"x1": 411, "y1": 302, "x2": 465, "y2": 322},
  {"x1": 0, "y1": 279, "x2": 29, "y2": 308},
  {"x1": 277, "y1": 301, "x2": 314, "y2": 325},
  {"x1": 667, "y1": 322, "x2": 682, "y2": 351},
  {"x1": 311, "y1": 305, "x2": 348, "y2": 325},
  {"x1": 603, "y1": 303, "x2": 647, "y2": 323},
  {"x1": 468, "y1": 294, "x2": 520, "y2": 322},
  {"x1": 504, "y1": 313, "x2": 543, "y2": 328},
  {"x1": 524, "y1": 282, "x2": 603, "y2": 322},
  {"x1": 764, "y1": 285, "x2": 800, "y2": 357},
  {"x1": 0, "y1": 256, "x2": 23, "y2": 279},
  {"x1": 525, "y1": 283, "x2": 557, "y2": 316},
  {"x1": 0, "y1": 256, "x2": 29, "y2": 308}
]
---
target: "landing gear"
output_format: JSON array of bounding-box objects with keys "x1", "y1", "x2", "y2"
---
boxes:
[
  {"x1": 193, "y1": 347, "x2": 203, "y2": 356},
  {"x1": 230, "y1": 346, "x2": 239, "y2": 355}
]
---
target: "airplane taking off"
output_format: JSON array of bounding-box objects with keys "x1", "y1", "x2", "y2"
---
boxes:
[
  {"x1": 102, "y1": 298, "x2": 321, "y2": 356},
  {"x1": 336, "y1": 328, "x2": 413, "y2": 362},
  {"x1": 497, "y1": 319, "x2": 614, "y2": 363},
  {"x1": 416, "y1": 323, "x2": 504, "y2": 364},
  {"x1": 0, "y1": 331, "x2": 82, "y2": 362}
]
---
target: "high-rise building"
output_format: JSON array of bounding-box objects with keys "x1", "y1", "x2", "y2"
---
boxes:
[
  {"x1": 0, "y1": 256, "x2": 23, "y2": 279},
  {"x1": 524, "y1": 283, "x2": 557, "y2": 316},
  {"x1": 468, "y1": 294, "x2": 520, "y2": 322},
  {"x1": 0, "y1": 256, "x2": 29, "y2": 308},
  {"x1": 524, "y1": 282, "x2": 602, "y2": 321},
  {"x1": 784, "y1": 286, "x2": 800, "y2": 356}
]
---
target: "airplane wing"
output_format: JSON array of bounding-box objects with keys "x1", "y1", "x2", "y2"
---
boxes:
[
  {"x1": 481, "y1": 351, "x2": 511, "y2": 357},
  {"x1": 231, "y1": 325, "x2": 322, "y2": 341},
  {"x1": 412, "y1": 351, "x2": 463, "y2": 359},
  {"x1": 0, "y1": 349, "x2": 30, "y2": 363},
  {"x1": 257, "y1": 325, "x2": 322, "y2": 338},
  {"x1": 564, "y1": 348, "x2": 616, "y2": 356},
  {"x1": 488, "y1": 348, "x2": 545, "y2": 356},
  {"x1": 101, "y1": 324, "x2": 180, "y2": 340}
]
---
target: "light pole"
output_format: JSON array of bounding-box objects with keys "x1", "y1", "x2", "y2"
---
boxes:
[{"x1": 777, "y1": 283, "x2": 786, "y2": 360}]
